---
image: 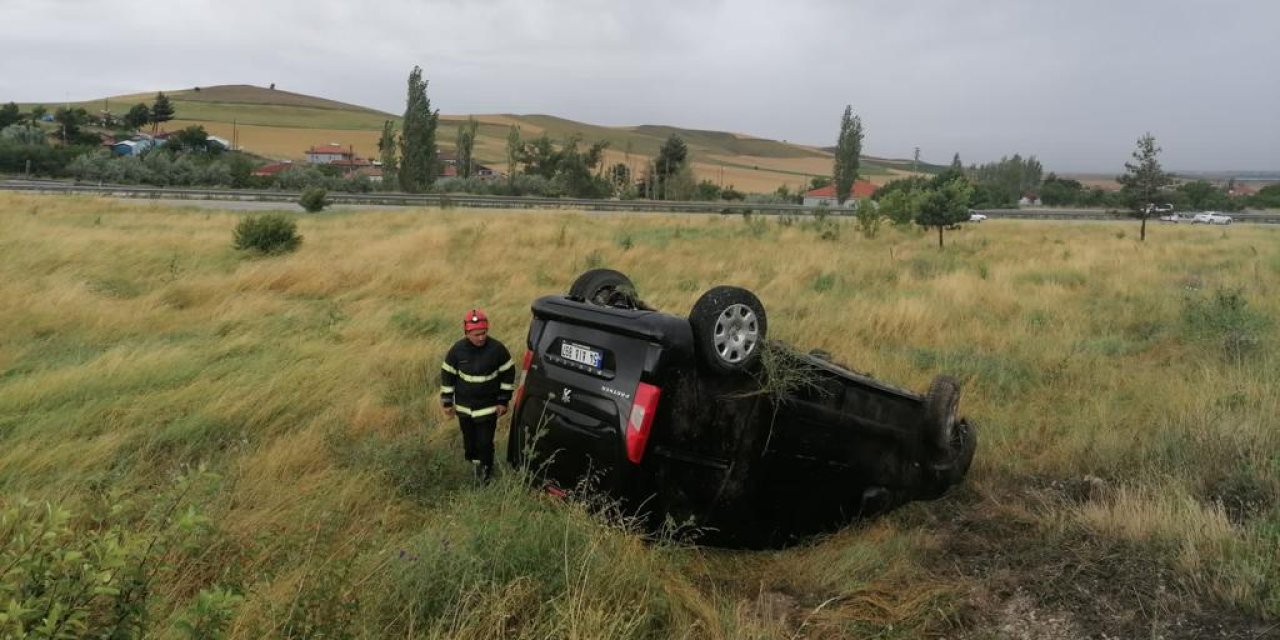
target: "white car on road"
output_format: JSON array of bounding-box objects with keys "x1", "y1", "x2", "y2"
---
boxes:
[
  {"x1": 968, "y1": 212, "x2": 988, "y2": 222},
  {"x1": 1191, "y1": 212, "x2": 1233, "y2": 225}
]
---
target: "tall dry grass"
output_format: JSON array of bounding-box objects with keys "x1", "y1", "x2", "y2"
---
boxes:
[{"x1": 1, "y1": 194, "x2": 1277, "y2": 637}]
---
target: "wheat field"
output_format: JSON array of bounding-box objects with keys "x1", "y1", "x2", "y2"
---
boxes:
[{"x1": 1, "y1": 194, "x2": 1277, "y2": 638}]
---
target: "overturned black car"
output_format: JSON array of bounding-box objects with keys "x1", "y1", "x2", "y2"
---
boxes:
[{"x1": 506, "y1": 269, "x2": 976, "y2": 548}]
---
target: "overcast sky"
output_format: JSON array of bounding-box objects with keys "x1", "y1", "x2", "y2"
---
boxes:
[{"x1": 2, "y1": 0, "x2": 1277, "y2": 172}]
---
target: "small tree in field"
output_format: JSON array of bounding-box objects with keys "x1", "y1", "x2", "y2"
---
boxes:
[
  {"x1": 915, "y1": 178, "x2": 973, "y2": 248},
  {"x1": 1117, "y1": 133, "x2": 1174, "y2": 242},
  {"x1": 854, "y1": 199, "x2": 881, "y2": 238}
]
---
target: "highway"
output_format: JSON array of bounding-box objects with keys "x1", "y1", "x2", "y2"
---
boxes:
[{"x1": 3, "y1": 179, "x2": 1278, "y2": 223}]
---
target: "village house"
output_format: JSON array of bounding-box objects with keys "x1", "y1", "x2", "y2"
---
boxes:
[
  {"x1": 108, "y1": 132, "x2": 168, "y2": 156},
  {"x1": 251, "y1": 160, "x2": 294, "y2": 178},
  {"x1": 437, "y1": 150, "x2": 500, "y2": 179},
  {"x1": 802, "y1": 180, "x2": 878, "y2": 208},
  {"x1": 300, "y1": 143, "x2": 384, "y2": 182},
  {"x1": 305, "y1": 143, "x2": 357, "y2": 164}
]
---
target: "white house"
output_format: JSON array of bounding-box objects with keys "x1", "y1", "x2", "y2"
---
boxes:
[{"x1": 306, "y1": 143, "x2": 355, "y2": 164}]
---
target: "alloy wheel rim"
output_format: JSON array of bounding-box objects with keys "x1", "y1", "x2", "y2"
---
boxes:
[{"x1": 713, "y1": 304, "x2": 759, "y2": 363}]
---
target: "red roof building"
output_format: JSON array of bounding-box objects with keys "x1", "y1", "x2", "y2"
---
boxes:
[
  {"x1": 252, "y1": 161, "x2": 294, "y2": 177},
  {"x1": 802, "y1": 180, "x2": 878, "y2": 206}
]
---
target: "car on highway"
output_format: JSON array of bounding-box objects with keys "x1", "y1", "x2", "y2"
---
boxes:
[
  {"x1": 1192, "y1": 212, "x2": 1233, "y2": 225},
  {"x1": 968, "y1": 211, "x2": 988, "y2": 222},
  {"x1": 506, "y1": 269, "x2": 977, "y2": 548}
]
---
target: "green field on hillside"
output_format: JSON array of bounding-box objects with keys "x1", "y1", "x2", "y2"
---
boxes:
[
  {"x1": 2, "y1": 193, "x2": 1277, "y2": 638},
  {"x1": 17, "y1": 84, "x2": 930, "y2": 190}
]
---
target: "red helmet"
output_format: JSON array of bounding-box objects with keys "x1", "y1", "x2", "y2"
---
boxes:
[{"x1": 463, "y1": 309, "x2": 489, "y2": 333}]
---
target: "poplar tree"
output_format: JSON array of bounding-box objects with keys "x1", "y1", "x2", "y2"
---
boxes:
[
  {"x1": 455, "y1": 117, "x2": 479, "y2": 179},
  {"x1": 505, "y1": 124, "x2": 521, "y2": 188},
  {"x1": 398, "y1": 66, "x2": 439, "y2": 193},
  {"x1": 378, "y1": 120, "x2": 398, "y2": 190},
  {"x1": 1117, "y1": 133, "x2": 1174, "y2": 242},
  {"x1": 833, "y1": 105, "x2": 864, "y2": 205}
]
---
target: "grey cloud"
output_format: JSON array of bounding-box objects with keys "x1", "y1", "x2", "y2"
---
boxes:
[{"x1": 1, "y1": 0, "x2": 1276, "y2": 171}]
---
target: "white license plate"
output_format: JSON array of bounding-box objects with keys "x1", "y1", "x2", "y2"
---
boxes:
[{"x1": 560, "y1": 342, "x2": 602, "y2": 368}]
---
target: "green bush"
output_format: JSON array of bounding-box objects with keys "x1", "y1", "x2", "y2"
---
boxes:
[
  {"x1": 0, "y1": 491, "x2": 236, "y2": 640},
  {"x1": 0, "y1": 499, "x2": 146, "y2": 639},
  {"x1": 233, "y1": 214, "x2": 302, "y2": 255},
  {"x1": 299, "y1": 188, "x2": 329, "y2": 213},
  {"x1": 854, "y1": 199, "x2": 881, "y2": 238},
  {"x1": 1181, "y1": 287, "x2": 1270, "y2": 360}
]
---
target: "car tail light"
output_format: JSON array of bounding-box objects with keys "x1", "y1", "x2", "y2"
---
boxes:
[
  {"x1": 512, "y1": 349, "x2": 534, "y2": 412},
  {"x1": 625, "y1": 382, "x2": 661, "y2": 464}
]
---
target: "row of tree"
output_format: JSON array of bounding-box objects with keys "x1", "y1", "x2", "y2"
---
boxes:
[
  {"x1": 1, "y1": 92, "x2": 175, "y2": 142},
  {"x1": 375, "y1": 66, "x2": 719, "y2": 200}
]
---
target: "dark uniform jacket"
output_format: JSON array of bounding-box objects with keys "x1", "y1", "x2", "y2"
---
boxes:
[{"x1": 440, "y1": 338, "x2": 516, "y2": 418}]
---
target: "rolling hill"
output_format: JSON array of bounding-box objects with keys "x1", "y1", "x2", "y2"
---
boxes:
[{"x1": 48, "y1": 84, "x2": 931, "y2": 193}]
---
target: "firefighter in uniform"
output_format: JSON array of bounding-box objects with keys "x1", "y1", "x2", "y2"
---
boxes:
[{"x1": 440, "y1": 309, "x2": 515, "y2": 484}]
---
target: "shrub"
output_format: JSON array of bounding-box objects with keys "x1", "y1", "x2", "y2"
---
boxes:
[
  {"x1": 0, "y1": 499, "x2": 147, "y2": 639},
  {"x1": 1181, "y1": 287, "x2": 1270, "y2": 360},
  {"x1": 855, "y1": 199, "x2": 881, "y2": 239},
  {"x1": 1, "y1": 123, "x2": 47, "y2": 145},
  {"x1": 233, "y1": 214, "x2": 302, "y2": 254},
  {"x1": 275, "y1": 165, "x2": 332, "y2": 191},
  {"x1": 299, "y1": 187, "x2": 329, "y2": 213}
]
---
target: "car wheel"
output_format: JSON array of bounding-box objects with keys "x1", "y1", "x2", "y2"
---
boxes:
[
  {"x1": 923, "y1": 374, "x2": 961, "y2": 455},
  {"x1": 919, "y1": 419, "x2": 977, "y2": 499},
  {"x1": 689, "y1": 286, "x2": 767, "y2": 374},
  {"x1": 568, "y1": 269, "x2": 637, "y2": 307}
]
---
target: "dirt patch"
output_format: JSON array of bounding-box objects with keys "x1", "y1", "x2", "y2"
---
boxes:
[{"x1": 920, "y1": 480, "x2": 1275, "y2": 639}]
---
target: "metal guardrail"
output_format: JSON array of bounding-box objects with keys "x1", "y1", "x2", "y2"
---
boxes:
[
  {"x1": 3, "y1": 180, "x2": 1279, "y2": 223},
  {"x1": 0, "y1": 181, "x2": 815, "y2": 214}
]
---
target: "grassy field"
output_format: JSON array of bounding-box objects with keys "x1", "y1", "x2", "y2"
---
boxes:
[{"x1": 2, "y1": 194, "x2": 1277, "y2": 638}]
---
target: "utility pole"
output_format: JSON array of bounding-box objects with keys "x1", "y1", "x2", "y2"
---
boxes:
[{"x1": 913, "y1": 147, "x2": 920, "y2": 173}]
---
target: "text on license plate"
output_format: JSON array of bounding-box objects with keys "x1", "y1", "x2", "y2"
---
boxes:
[{"x1": 560, "y1": 342, "x2": 602, "y2": 368}]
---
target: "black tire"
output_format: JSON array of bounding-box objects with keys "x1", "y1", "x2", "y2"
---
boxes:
[
  {"x1": 923, "y1": 375, "x2": 961, "y2": 455},
  {"x1": 688, "y1": 286, "x2": 768, "y2": 374},
  {"x1": 568, "y1": 269, "x2": 636, "y2": 307},
  {"x1": 919, "y1": 419, "x2": 977, "y2": 499}
]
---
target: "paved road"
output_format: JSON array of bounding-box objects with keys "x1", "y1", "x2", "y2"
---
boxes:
[{"x1": 3, "y1": 179, "x2": 1277, "y2": 222}]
